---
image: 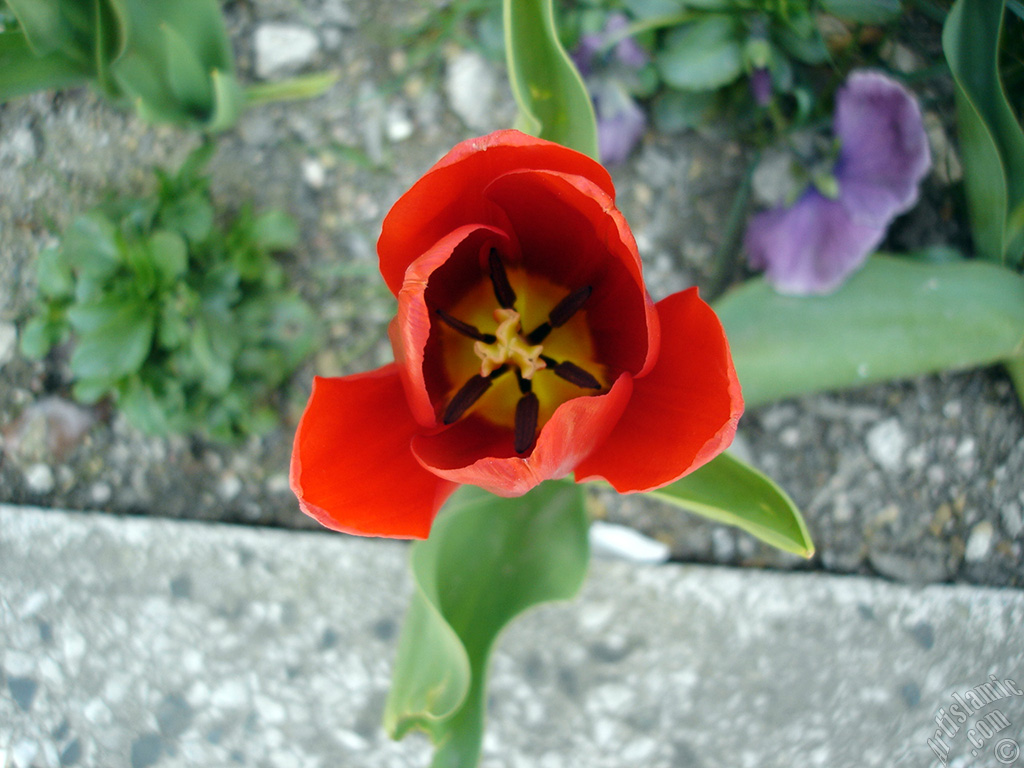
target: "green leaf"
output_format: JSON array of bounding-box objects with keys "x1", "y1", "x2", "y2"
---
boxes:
[
  {"x1": 73, "y1": 376, "x2": 115, "y2": 404},
  {"x1": 147, "y1": 230, "x2": 188, "y2": 284},
  {"x1": 651, "y1": 89, "x2": 717, "y2": 133},
  {"x1": 647, "y1": 452, "x2": 814, "y2": 557},
  {"x1": 68, "y1": 299, "x2": 154, "y2": 380},
  {"x1": 3, "y1": 0, "x2": 65, "y2": 54},
  {"x1": 0, "y1": 31, "x2": 89, "y2": 99},
  {"x1": 160, "y1": 21, "x2": 213, "y2": 112},
  {"x1": 19, "y1": 316, "x2": 60, "y2": 359},
  {"x1": 159, "y1": 190, "x2": 213, "y2": 243},
  {"x1": 503, "y1": 0, "x2": 599, "y2": 158},
  {"x1": 656, "y1": 17, "x2": 744, "y2": 92},
  {"x1": 385, "y1": 482, "x2": 590, "y2": 768},
  {"x1": 943, "y1": 0, "x2": 1024, "y2": 265},
  {"x1": 819, "y1": 0, "x2": 902, "y2": 24},
  {"x1": 250, "y1": 209, "x2": 299, "y2": 252},
  {"x1": 715, "y1": 255, "x2": 1024, "y2": 407},
  {"x1": 62, "y1": 211, "x2": 121, "y2": 277},
  {"x1": 36, "y1": 245, "x2": 74, "y2": 299}
]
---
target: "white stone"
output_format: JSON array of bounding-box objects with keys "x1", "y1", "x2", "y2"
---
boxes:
[
  {"x1": 866, "y1": 418, "x2": 907, "y2": 471},
  {"x1": 589, "y1": 521, "x2": 670, "y2": 563},
  {"x1": 965, "y1": 521, "x2": 995, "y2": 563},
  {"x1": 11, "y1": 740, "x2": 38, "y2": 768},
  {"x1": 0, "y1": 321, "x2": 17, "y2": 367},
  {"x1": 90, "y1": 482, "x2": 112, "y2": 505},
  {"x1": 445, "y1": 50, "x2": 499, "y2": 130},
  {"x1": 301, "y1": 158, "x2": 326, "y2": 190},
  {"x1": 24, "y1": 463, "x2": 54, "y2": 494},
  {"x1": 1001, "y1": 503, "x2": 1023, "y2": 538},
  {"x1": 385, "y1": 103, "x2": 414, "y2": 142},
  {"x1": 254, "y1": 24, "x2": 319, "y2": 79},
  {"x1": 217, "y1": 472, "x2": 242, "y2": 501}
]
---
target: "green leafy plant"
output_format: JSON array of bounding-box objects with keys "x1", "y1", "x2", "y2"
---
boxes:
[
  {"x1": 21, "y1": 144, "x2": 319, "y2": 441},
  {"x1": 0, "y1": 0, "x2": 336, "y2": 130}
]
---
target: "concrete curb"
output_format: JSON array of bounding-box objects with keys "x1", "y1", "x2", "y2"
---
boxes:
[{"x1": 2, "y1": 505, "x2": 1022, "y2": 767}]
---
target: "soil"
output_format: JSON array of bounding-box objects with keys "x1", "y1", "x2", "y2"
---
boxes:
[{"x1": 1, "y1": 0, "x2": 1021, "y2": 587}]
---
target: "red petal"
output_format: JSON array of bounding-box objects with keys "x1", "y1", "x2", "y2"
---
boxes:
[
  {"x1": 390, "y1": 224, "x2": 511, "y2": 427},
  {"x1": 290, "y1": 366, "x2": 458, "y2": 538},
  {"x1": 410, "y1": 373, "x2": 633, "y2": 497},
  {"x1": 483, "y1": 168, "x2": 657, "y2": 376},
  {"x1": 378, "y1": 130, "x2": 615, "y2": 296},
  {"x1": 574, "y1": 289, "x2": 743, "y2": 492}
]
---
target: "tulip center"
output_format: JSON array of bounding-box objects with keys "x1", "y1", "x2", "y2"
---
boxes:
[
  {"x1": 433, "y1": 250, "x2": 605, "y2": 456},
  {"x1": 474, "y1": 309, "x2": 546, "y2": 380}
]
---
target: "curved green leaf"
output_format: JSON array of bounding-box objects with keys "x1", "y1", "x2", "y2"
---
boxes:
[
  {"x1": 715, "y1": 255, "x2": 1024, "y2": 407},
  {"x1": 648, "y1": 452, "x2": 813, "y2": 557},
  {"x1": 68, "y1": 299, "x2": 154, "y2": 380},
  {"x1": 943, "y1": 0, "x2": 1024, "y2": 265},
  {"x1": 503, "y1": 0, "x2": 598, "y2": 158},
  {"x1": 385, "y1": 482, "x2": 589, "y2": 768}
]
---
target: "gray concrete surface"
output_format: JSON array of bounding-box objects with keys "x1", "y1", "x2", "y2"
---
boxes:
[{"x1": 2, "y1": 504, "x2": 1023, "y2": 768}]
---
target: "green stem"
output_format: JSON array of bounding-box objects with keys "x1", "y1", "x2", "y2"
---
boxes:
[
  {"x1": 706, "y1": 148, "x2": 760, "y2": 301},
  {"x1": 596, "y1": 11, "x2": 700, "y2": 55},
  {"x1": 244, "y1": 70, "x2": 338, "y2": 106}
]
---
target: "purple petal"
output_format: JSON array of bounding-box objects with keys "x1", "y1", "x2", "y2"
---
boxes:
[
  {"x1": 750, "y1": 67, "x2": 772, "y2": 106},
  {"x1": 745, "y1": 189, "x2": 886, "y2": 294},
  {"x1": 594, "y1": 83, "x2": 646, "y2": 165},
  {"x1": 834, "y1": 70, "x2": 931, "y2": 226},
  {"x1": 604, "y1": 14, "x2": 648, "y2": 70},
  {"x1": 572, "y1": 33, "x2": 603, "y2": 78}
]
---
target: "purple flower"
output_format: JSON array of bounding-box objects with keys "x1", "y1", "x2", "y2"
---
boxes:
[
  {"x1": 745, "y1": 71, "x2": 932, "y2": 294},
  {"x1": 572, "y1": 13, "x2": 649, "y2": 166}
]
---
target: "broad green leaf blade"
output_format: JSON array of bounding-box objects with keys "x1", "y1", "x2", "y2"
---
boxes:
[
  {"x1": 648, "y1": 452, "x2": 813, "y2": 557},
  {"x1": 385, "y1": 482, "x2": 590, "y2": 768},
  {"x1": 147, "y1": 230, "x2": 188, "y2": 284},
  {"x1": 0, "y1": 31, "x2": 88, "y2": 100},
  {"x1": 160, "y1": 22, "x2": 213, "y2": 113},
  {"x1": 4, "y1": 0, "x2": 66, "y2": 55},
  {"x1": 503, "y1": 0, "x2": 598, "y2": 159},
  {"x1": 69, "y1": 300, "x2": 154, "y2": 380},
  {"x1": 819, "y1": 0, "x2": 902, "y2": 24},
  {"x1": 943, "y1": 0, "x2": 1024, "y2": 265},
  {"x1": 656, "y1": 17, "x2": 744, "y2": 92},
  {"x1": 715, "y1": 255, "x2": 1024, "y2": 407}
]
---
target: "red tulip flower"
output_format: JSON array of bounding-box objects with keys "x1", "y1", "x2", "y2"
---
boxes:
[{"x1": 291, "y1": 130, "x2": 742, "y2": 538}]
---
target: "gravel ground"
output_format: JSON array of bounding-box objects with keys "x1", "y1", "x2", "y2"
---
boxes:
[{"x1": 1, "y1": 0, "x2": 1021, "y2": 587}]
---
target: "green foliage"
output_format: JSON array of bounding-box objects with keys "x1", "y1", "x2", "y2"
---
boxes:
[
  {"x1": 504, "y1": 0, "x2": 599, "y2": 158},
  {"x1": 21, "y1": 144, "x2": 318, "y2": 441},
  {"x1": 1, "y1": 0, "x2": 242, "y2": 129},
  {"x1": 385, "y1": 482, "x2": 590, "y2": 768},
  {"x1": 648, "y1": 451, "x2": 814, "y2": 557},
  {"x1": 943, "y1": 0, "x2": 1024, "y2": 267},
  {"x1": 714, "y1": 255, "x2": 1024, "y2": 407}
]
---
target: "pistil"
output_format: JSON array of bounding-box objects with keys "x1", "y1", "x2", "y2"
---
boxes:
[{"x1": 473, "y1": 308, "x2": 546, "y2": 379}]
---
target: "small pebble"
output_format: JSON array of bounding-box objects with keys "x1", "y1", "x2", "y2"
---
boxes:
[
  {"x1": 253, "y1": 24, "x2": 319, "y2": 79},
  {"x1": 301, "y1": 158, "x2": 326, "y2": 189},
  {"x1": 964, "y1": 521, "x2": 995, "y2": 563},
  {"x1": 24, "y1": 463, "x2": 55, "y2": 494},
  {"x1": 0, "y1": 321, "x2": 17, "y2": 367},
  {"x1": 445, "y1": 50, "x2": 499, "y2": 130},
  {"x1": 1001, "y1": 503, "x2": 1023, "y2": 539},
  {"x1": 866, "y1": 419, "x2": 907, "y2": 471}
]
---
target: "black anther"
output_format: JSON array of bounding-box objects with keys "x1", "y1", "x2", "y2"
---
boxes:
[
  {"x1": 548, "y1": 285, "x2": 592, "y2": 327},
  {"x1": 514, "y1": 392, "x2": 539, "y2": 454},
  {"x1": 436, "y1": 309, "x2": 496, "y2": 343},
  {"x1": 488, "y1": 250, "x2": 517, "y2": 309},
  {"x1": 442, "y1": 375, "x2": 493, "y2": 424}
]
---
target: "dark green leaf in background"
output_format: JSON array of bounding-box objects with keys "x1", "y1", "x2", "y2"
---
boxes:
[{"x1": 385, "y1": 482, "x2": 590, "y2": 768}]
